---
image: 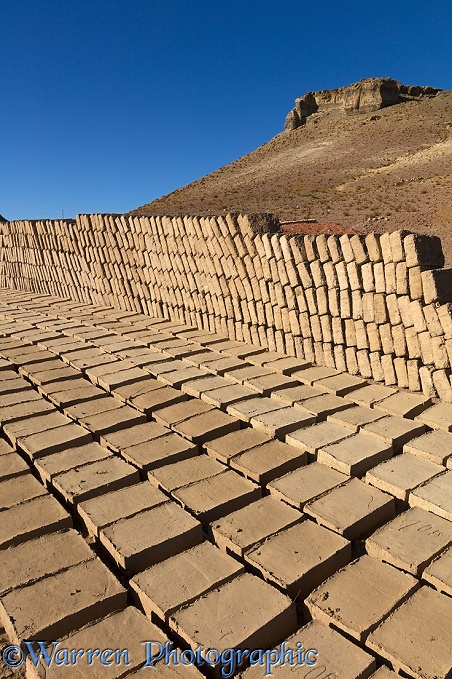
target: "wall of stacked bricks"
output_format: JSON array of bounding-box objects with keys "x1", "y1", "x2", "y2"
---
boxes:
[{"x1": 0, "y1": 213, "x2": 452, "y2": 400}]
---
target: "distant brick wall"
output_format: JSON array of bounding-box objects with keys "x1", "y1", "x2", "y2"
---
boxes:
[{"x1": 1, "y1": 213, "x2": 452, "y2": 400}]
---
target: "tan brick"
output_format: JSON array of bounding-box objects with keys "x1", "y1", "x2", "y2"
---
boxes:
[
  {"x1": 52, "y1": 457, "x2": 139, "y2": 505},
  {"x1": 210, "y1": 495, "x2": 302, "y2": 557},
  {"x1": 0, "y1": 494, "x2": 71, "y2": 549},
  {"x1": 230, "y1": 439, "x2": 307, "y2": 485},
  {"x1": 0, "y1": 558, "x2": 126, "y2": 645},
  {"x1": 78, "y1": 482, "x2": 168, "y2": 537},
  {"x1": 410, "y1": 471, "x2": 452, "y2": 522},
  {"x1": 0, "y1": 529, "x2": 94, "y2": 596},
  {"x1": 366, "y1": 453, "x2": 444, "y2": 501},
  {"x1": 318, "y1": 433, "x2": 392, "y2": 477},
  {"x1": 307, "y1": 555, "x2": 417, "y2": 642},
  {"x1": 203, "y1": 428, "x2": 270, "y2": 464},
  {"x1": 366, "y1": 506, "x2": 452, "y2": 575},
  {"x1": 361, "y1": 415, "x2": 425, "y2": 450},
  {"x1": 305, "y1": 478, "x2": 395, "y2": 539},
  {"x1": 367, "y1": 587, "x2": 452, "y2": 679},
  {"x1": 169, "y1": 573, "x2": 296, "y2": 667},
  {"x1": 130, "y1": 541, "x2": 243, "y2": 623},
  {"x1": 245, "y1": 520, "x2": 351, "y2": 599},
  {"x1": 172, "y1": 470, "x2": 261, "y2": 526},
  {"x1": 27, "y1": 608, "x2": 168, "y2": 679},
  {"x1": 423, "y1": 546, "x2": 452, "y2": 597},
  {"x1": 100, "y1": 501, "x2": 203, "y2": 574},
  {"x1": 415, "y1": 402, "x2": 452, "y2": 431}
]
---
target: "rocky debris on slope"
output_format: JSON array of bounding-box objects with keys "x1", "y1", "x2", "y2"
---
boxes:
[{"x1": 284, "y1": 78, "x2": 441, "y2": 130}]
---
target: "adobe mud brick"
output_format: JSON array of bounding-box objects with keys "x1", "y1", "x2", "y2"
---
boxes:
[
  {"x1": 373, "y1": 391, "x2": 431, "y2": 418},
  {"x1": 127, "y1": 384, "x2": 187, "y2": 413},
  {"x1": 120, "y1": 432, "x2": 197, "y2": 471},
  {"x1": 421, "y1": 268, "x2": 452, "y2": 305},
  {"x1": 245, "y1": 519, "x2": 351, "y2": 599},
  {"x1": 423, "y1": 546, "x2": 452, "y2": 596},
  {"x1": 249, "y1": 407, "x2": 315, "y2": 438},
  {"x1": 44, "y1": 382, "x2": 107, "y2": 410},
  {"x1": 291, "y1": 365, "x2": 341, "y2": 385},
  {"x1": 295, "y1": 393, "x2": 353, "y2": 420},
  {"x1": 78, "y1": 482, "x2": 168, "y2": 536},
  {"x1": 286, "y1": 421, "x2": 353, "y2": 457},
  {"x1": 366, "y1": 453, "x2": 444, "y2": 501},
  {"x1": 366, "y1": 506, "x2": 452, "y2": 575},
  {"x1": 307, "y1": 555, "x2": 418, "y2": 643},
  {"x1": 260, "y1": 356, "x2": 310, "y2": 374},
  {"x1": 305, "y1": 478, "x2": 395, "y2": 540},
  {"x1": 148, "y1": 455, "x2": 224, "y2": 493},
  {"x1": 99, "y1": 421, "x2": 170, "y2": 453},
  {"x1": 77, "y1": 405, "x2": 146, "y2": 436},
  {"x1": 243, "y1": 373, "x2": 299, "y2": 396},
  {"x1": 130, "y1": 541, "x2": 244, "y2": 622},
  {"x1": 169, "y1": 573, "x2": 296, "y2": 667},
  {"x1": 3, "y1": 411, "x2": 73, "y2": 447},
  {"x1": 360, "y1": 416, "x2": 425, "y2": 450},
  {"x1": 181, "y1": 375, "x2": 227, "y2": 398},
  {"x1": 314, "y1": 372, "x2": 366, "y2": 396},
  {"x1": 0, "y1": 558, "x2": 126, "y2": 646},
  {"x1": 172, "y1": 408, "x2": 240, "y2": 443},
  {"x1": 346, "y1": 383, "x2": 397, "y2": 406},
  {"x1": 99, "y1": 501, "x2": 203, "y2": 574},
  {"x1": 269, "y1": 383, "x2": 322, "y2": 406},
  {"x1": 0, "y1": 451, "x2": 29, "y2": 481},
  {"x1": 26, "y1": 607, "x2": 168, "y2": 679},
  {"x1": 404, "y1": 233, "x2": 445, "y2": 268},
  {"x1": 157, "y1": 367, "x2": 212, "y2": 389},
  {"x1": 268, "y1": 461, "x2": 349, "y2": 509},
  {"x1": 201, "y1": 383, "x2": 257, "y2": 409},
  {"x1": 172, "y1": 469, "x2": 261, "y2": 526},
  {"x1": 367, "y1": 587, "x2": 452, "y2": 679},
  {"x1": 52, "y1": 457, "x2": 139, "y2": 505},
  {"x1": 0, "y1": 438, "x2": 14, "y2": 456},
  {"x1": 409, "y1": 470, "x2": 452, "y2": 521},
  {"x1": 0, "y1": 529, "x2": 94, "y2": 595},
  {"x1": 223, "y1": 364, "x2": 275, "y2": 384},
  {"x1": 34, "y1": 442, "x2": 113, "y2": 484},
  {"x1": 210, "y1": 495, "x2": 302, "y2": 557},
  {"x1": 245, "y1": 618, "x2": 377, "y2": 679},
  {"x1": 154, "y1": 399, "x2": 214, "y2": 427},
  {"x1": 227, "y1": 396, "x2": 287, "y2": 423},
  {"x1": 0, "y1": 397, "x2": 54, "y2": 425},
  {"x1": 404, "y1": 429, "x2": 452, "y2": 465},
  {"x1": 229, "y1": 440, "x2": 307, "y2": 485},
  {"x1": 18, "y1": 423, "x2": 93, "y2": 459},
  {"x1": 318, "y1": 433, "x2": 392, "y2": 477},
  {"x1": 0, "y1": 473, "x2": 47, "y2": 510},
  {"x1": 203, "y1": 428, "x2": 270, "y2": 464},
  {"x1": 416, "y1": 401, "x2": 452, "y2": 431},
  {"x1": 327, "y1": 405, "x2": 386, "y2": 432},
  {"x1": 62, "y1": 393, "x2": 120, "y2": 421}
]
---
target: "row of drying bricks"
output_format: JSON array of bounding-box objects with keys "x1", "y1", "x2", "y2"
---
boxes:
[{"x1": 0, "y1": 289, "x2": 451, "y2": 678}]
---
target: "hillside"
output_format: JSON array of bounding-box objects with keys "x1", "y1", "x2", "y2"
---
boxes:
[{"x1": 131, "y1": 79, "x2": 452, "y2": 263}]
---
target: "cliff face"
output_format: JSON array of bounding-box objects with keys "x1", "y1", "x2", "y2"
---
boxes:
[{"x1": 284, "y1": 78, "x2": 441, "y2": 130}]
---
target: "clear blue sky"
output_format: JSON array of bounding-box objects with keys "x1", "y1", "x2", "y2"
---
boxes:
[{"x1": 1, "y1": 0, "x2": 451, "y2": 220}]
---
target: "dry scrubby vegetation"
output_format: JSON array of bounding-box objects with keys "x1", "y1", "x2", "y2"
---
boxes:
[{"x1": 131, "y1": 91, "x2": 452, "y2": 264}]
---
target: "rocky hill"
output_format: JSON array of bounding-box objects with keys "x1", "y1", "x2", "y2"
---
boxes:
[
  {"x1": 284, "y1": 77, "x2": 441, "y2": 130},
  {"x1": 131, "y1": 78, "x2": 452, "y2": 263}
]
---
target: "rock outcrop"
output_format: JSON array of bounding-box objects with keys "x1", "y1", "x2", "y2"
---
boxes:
[{"x1": 284, "y1": 78, "x2": 441, "y2": 130}]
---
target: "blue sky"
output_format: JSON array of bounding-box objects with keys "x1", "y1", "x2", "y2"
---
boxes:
[{"x1": 1, "y1": 0, "x2": 451, "y2": 220}]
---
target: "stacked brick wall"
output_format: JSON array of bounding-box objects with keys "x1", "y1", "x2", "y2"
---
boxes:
[{"x1": 1, "y1": 213, "x2": 452, "y2": 400}]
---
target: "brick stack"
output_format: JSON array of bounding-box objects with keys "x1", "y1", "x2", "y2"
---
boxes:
[{"x1": 1, "y1": 214, "x2": 452, "y2": 400}]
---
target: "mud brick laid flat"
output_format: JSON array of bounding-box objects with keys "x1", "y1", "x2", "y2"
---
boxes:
[{"x1": 0, "y1": 285, "x2": 450, "y2": 679}]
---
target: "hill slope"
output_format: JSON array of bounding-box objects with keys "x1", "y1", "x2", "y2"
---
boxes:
[{"x1": 131, "y1": 81, "x2": 452, "y2": 263}]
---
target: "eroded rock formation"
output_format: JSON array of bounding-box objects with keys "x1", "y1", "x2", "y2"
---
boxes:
[{"x1": 285, "y1": 77, "x2": 441, "y2": 130}]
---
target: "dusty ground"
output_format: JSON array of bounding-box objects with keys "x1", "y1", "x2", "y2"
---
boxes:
[{"x1": 131, "y1": 90, "x2": 452, "y2": 264}]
